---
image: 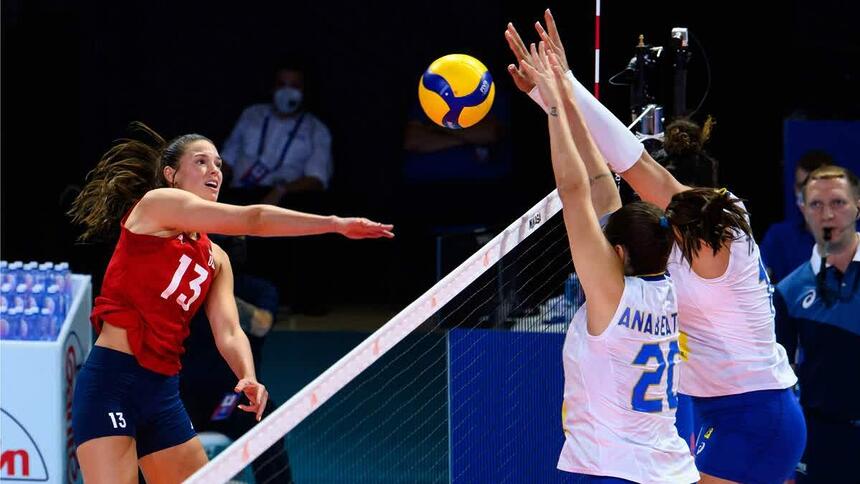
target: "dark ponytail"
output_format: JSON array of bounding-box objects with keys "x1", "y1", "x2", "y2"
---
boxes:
[
  {"x1": 604, "y1": 201, "x2": 675, "y2": 275},
  {"x1": 68, "y1": 122, "x2": 211, "y2": 241},
  {"x1": 665, "y1": 188, "x2": 752, "y2": 264}
]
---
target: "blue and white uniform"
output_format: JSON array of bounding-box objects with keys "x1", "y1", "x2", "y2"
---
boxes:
[
  {"x1": 559, "y1": 274, "x2": 699, "y2": 484},
  {"x1": 670, "y1": 229, "x2": 796, "y2": 397},
  {"x1": 775, "y1": 239, "x2": 860, "y2": 483},
  {"x1": 668, "y1": 200, "x2": 804, "y2": 483}
]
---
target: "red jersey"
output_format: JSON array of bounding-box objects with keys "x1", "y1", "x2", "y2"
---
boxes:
[{"x1": 91, "y1": 215, "x2": 215, "y2": 375}]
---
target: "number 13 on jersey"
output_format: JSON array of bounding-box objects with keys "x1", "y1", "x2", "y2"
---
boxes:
[{"x1": 161, "y1": 254, "x2": 209, "y2": 311}]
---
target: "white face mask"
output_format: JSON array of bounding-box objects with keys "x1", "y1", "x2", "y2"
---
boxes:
[{"x1": 273, "y1": 86, "x2": 303, "y2": 114}]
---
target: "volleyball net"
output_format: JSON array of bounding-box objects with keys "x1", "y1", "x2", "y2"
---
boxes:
[{"x1": 185, "y1": 187, "x2": 587, "y2": 483}]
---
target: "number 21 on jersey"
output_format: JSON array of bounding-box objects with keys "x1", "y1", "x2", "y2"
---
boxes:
[{"x1": 161, "y1": 254, "x2": 209, "y2": 311}]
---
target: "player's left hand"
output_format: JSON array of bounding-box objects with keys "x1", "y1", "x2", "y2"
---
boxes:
[{"x1": 235, "y1": 378, "x2": 269, "y2": 422}]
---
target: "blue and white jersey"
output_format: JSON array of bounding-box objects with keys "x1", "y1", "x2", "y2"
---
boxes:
[
  {"x1": 775, "y1": 238, "x2": 860, "y2": 420},
  {"x1": 559, "y1": 274, "x2": 699, "y2": 484},
  {"x1": 668, "y1": 200, "x2": 797, "y2": 397}
]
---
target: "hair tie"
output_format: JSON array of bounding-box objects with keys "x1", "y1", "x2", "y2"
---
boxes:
[
  {"x1": 716, "y1": 187, "x2": 728, "y2": 196},
  {"x1": 659, "y1": 216, "x2": 670, "y2": 228}
]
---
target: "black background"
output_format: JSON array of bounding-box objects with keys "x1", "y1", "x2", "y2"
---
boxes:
[{"x1": 3, "y1": 0, "x2": 858, "y2": 303}]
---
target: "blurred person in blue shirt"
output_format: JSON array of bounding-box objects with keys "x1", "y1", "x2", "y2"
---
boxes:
[{"x1": 774, "y1": 165, "x2": 860, "y2": 483}]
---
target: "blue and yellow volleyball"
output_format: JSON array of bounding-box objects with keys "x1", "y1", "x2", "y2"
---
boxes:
[{"x1": 418, "y1": 54, "x2": 495, "y2": 129}]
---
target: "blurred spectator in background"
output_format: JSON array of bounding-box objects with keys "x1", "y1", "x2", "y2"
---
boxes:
[
  {"x1": 774, "y1": 165, "x2": 860, "y2": 483},
  {"x1": 222, "y1": 59, "x2": 332, "y2": 205},
  {"x1": 761, "y1": 150, "x2": 834, "y2": 283},
  {"x1": 221, "y1": 60, "x2": 334, "y2": 315}
]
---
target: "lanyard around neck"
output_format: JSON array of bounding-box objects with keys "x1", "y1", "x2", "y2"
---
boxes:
[{"x1": 256, "y1": 111, "x2": 307, "y2": 171}]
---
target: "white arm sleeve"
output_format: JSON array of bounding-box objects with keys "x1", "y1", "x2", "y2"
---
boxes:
[{"x1": 527, "y1": 71, "x2": 644, "y2": 173}]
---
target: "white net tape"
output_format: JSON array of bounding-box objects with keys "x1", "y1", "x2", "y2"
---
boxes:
[{"x1": 184, "y1": 189, "x2": 563, "y2": 483}]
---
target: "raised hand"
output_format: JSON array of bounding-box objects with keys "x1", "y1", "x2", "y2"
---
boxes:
[
  {"x1": 535, "y1": 9, "x2": 570, "y2": 73},
  {"x1": 504, "y1": 22, "x2": 536, "y2": 93},
  {"x1": 336, "y1": 218, "x2": 395, "y2": 239},
  {"x1": 506, "y1": 9, "x2": 571, "y2": 94},
  {"x1": 520, "y1": 42, "x2": 565, "y2": 109}
]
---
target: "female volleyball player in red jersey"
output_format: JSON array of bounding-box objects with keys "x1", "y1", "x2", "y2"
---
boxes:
[{"x1": 68, "y1": 124, "x2": 393, "y2": 484}]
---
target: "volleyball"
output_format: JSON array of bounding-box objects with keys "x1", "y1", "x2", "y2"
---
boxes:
[{"x1": 418, "y1": 54, "x2": 495, "y2": 129}]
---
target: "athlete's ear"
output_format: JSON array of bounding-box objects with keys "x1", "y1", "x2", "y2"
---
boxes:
[{"x1": 163, "y1": 166, "x2": 176, "y2": 187}]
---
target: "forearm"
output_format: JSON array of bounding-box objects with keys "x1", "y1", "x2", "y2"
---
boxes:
[
  {"x1": 215, "y1": 328, "x2": 257, "y2": 381},
  {"x1": 528, "y1": 71, "x2": 643, "y2": 173},
  {"x1": 561, "y1": 94, "x2": 621, "y2": 215},
  {"x1": 248, "y1": 204, "x2": 340, "y2": 237},
  {"x1": 547, "y1": 106, "x2": 589, "y2": 200},
  {"x1": 617, "y1": 154, "x2": 687, "y2": 209},
  {"x1": 561, "y1": 97, "x2": 607, "y2": 177}
]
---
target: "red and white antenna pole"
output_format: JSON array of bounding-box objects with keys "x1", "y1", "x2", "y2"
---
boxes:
[{"x1": 594, "y1": 0, "x2": 601, "y2": 99}]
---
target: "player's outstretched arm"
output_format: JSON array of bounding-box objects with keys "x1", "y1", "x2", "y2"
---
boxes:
[
  {"x1": 132, "y1": 187, "x2": 395, "y2": 239},
  {"x1": 521, "y1": 44, "x2": 623, "y2": 335}
]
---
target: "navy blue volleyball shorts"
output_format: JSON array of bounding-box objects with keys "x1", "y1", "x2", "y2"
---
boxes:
[
  {"x1": 691, "y1": 388, "x2": 806, "y2": 484},
  {"x1": 72, "y1": 346, "x2": 196, "y2": 457}
]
